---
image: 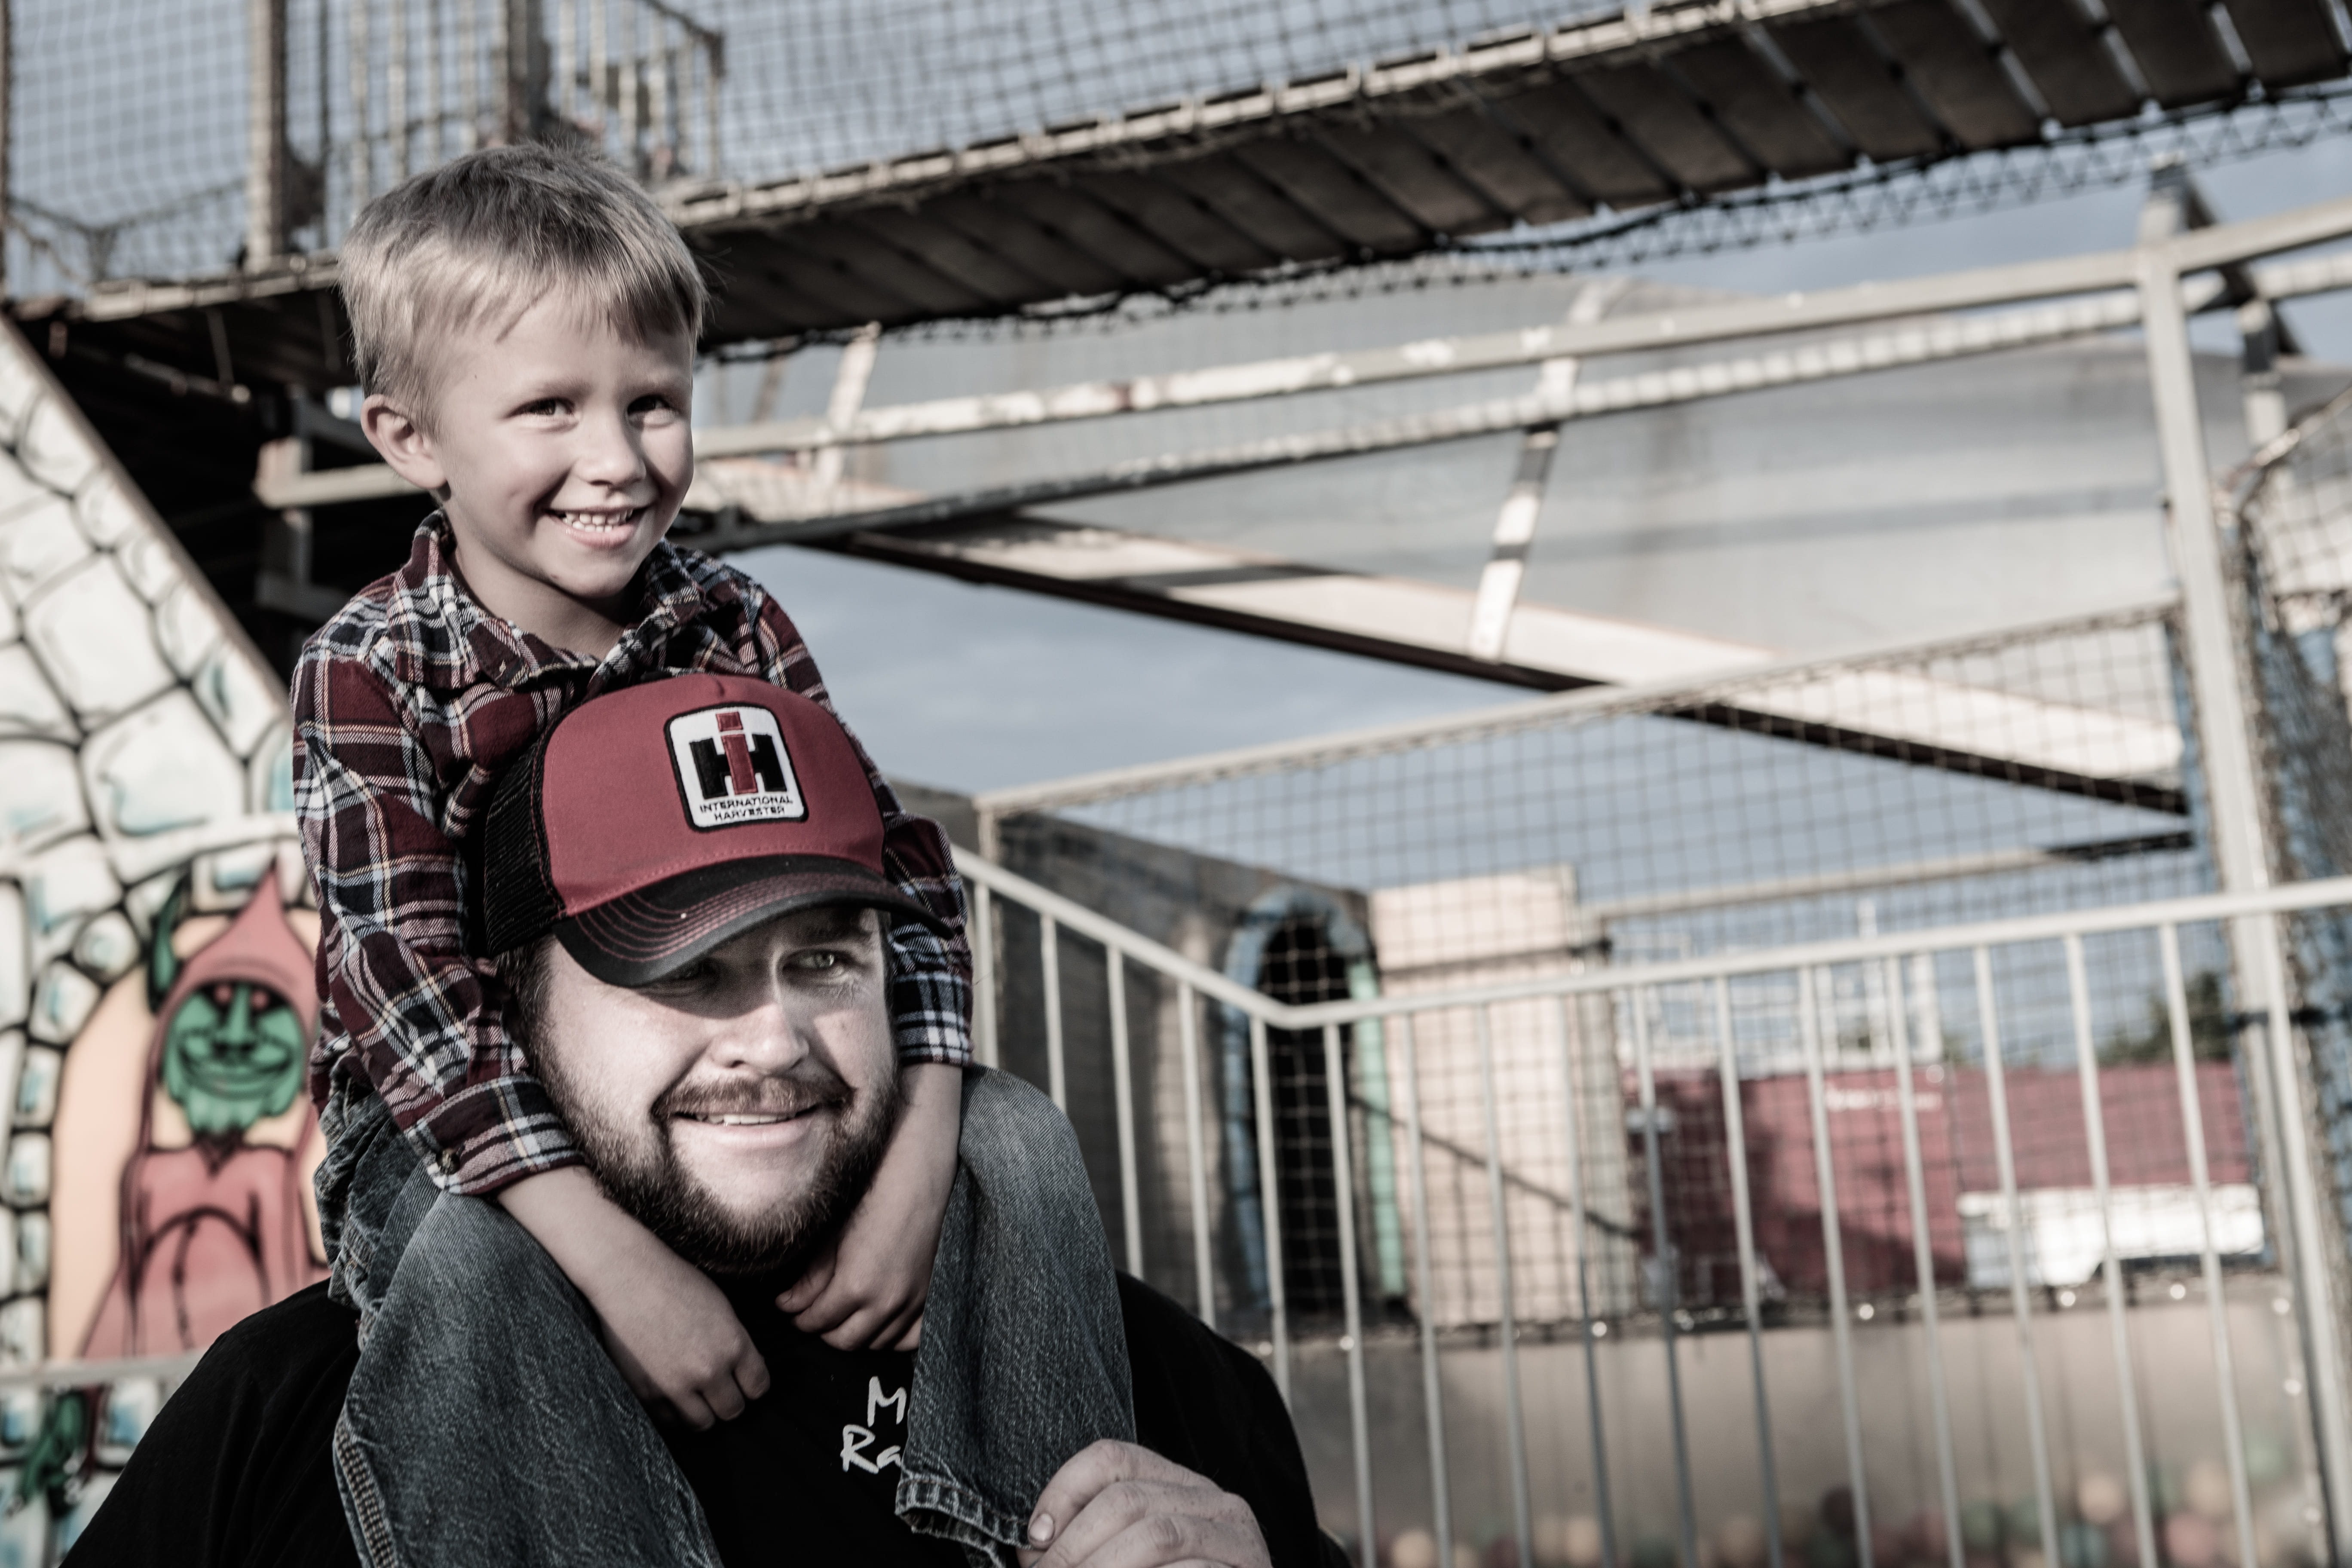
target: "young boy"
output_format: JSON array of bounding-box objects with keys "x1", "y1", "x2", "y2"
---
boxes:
[{"x1": 293, "y1": 144, "x2": 968, "y2": 1437}]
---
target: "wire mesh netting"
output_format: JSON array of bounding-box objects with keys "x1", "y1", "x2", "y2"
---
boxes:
[
  {"x1": 979, "y1": 600, "x2": 2261, "y2": 1321},
  {"x1": 9, "y1": 0, "x2": 2352, "y2": 326}
]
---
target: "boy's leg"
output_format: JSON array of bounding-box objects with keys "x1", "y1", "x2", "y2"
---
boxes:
[
  {"x1": 333, "y1": 1186, "x2": 723, "y2": 1568},
  {"x1": 900, "y1": 1068, "x2": 1136, "y2": 1557},
  {"x1": 320, "y1": 1086, "x2": 718, "y2": 1568}
]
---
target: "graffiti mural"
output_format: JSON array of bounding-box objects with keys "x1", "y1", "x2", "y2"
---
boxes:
[
  {"x1": 0, "y1": 317, "x2": 303, "y2": 1561},
  {"x1": 66, "y1": 874, "x2": 323, "y2": 1359}
]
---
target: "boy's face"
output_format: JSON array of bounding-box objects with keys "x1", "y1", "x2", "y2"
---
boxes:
[{"x1": 370, "y1": 294, "x2": 695, "y2": 644}]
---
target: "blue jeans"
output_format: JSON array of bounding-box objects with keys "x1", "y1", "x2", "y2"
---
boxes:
[{"x1": 320, "y1": 1068, "x2": 1134, "y2": 1568}]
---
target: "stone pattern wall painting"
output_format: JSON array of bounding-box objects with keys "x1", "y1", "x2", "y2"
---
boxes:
[{"x1": 0, "y1": 318, "x2": 308, "y2": 1563}]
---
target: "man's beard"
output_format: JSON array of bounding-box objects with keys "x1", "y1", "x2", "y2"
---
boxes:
[{"x1": 543, "y1": 1049, "x2": 902, "y2": 1278}]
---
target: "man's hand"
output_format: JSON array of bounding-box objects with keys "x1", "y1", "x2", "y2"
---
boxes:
[
  {"x1": 1018, "y1": 1441, "x2": 1272, "y2": 1568},
  {"x1": 778, "y1": 1062, "x2": 960, "y2": 1350},
  {"x1": 498, "y1": 1166, "x2": 770, "y2": 1429}
]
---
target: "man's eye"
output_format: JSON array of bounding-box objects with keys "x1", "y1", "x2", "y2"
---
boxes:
[
  {"x1": 789, "y1": 950, "x2": 845, "y2": 972},
  {"x1": 643, "y1": 961, "x2": 714, "y2": 990}
]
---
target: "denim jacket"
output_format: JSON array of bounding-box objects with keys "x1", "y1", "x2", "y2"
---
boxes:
[{"x1": 322, "y1": 1068, "x2": 1134, "y2": 1568}]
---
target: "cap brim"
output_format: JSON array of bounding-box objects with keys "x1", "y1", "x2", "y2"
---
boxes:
[{"x1": 554, "y1": 854, "x2": 952, "y2": 987}]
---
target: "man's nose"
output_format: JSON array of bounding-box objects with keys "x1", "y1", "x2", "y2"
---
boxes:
[{"x1": 707, "y1": 995, "x2": 808, "y2": 1072}]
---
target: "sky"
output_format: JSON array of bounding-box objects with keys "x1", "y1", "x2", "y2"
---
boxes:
[{"x1": 724, "y1": 133, "x2": 2352, "y2": 800}]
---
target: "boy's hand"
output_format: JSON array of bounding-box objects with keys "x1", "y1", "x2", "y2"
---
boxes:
[
  {"x1": 778, "y1": 1061, "x2": 961, "y2": 1350},
  {"x1": 498, "y1": 1166, "x2": 769, "y2": 1428}
]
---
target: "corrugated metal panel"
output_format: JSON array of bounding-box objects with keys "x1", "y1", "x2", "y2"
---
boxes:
[
  {"x1": 1577, "y1": 62, "x2": 1759, "y2": 193},
  {"x1": 1399, "y1": 106, "x2": 1593, "y2": 226},
  {"x1": 1974, "y1": 0, "x2": 2140, "y2": 127},
  {"x1": 1668, "y1": 38, "x2": 1851, "y2": 178},
  {"x1": 1867, "y1": 0, "x2": 2043, "y2": 149},
  {"x1": 2220, "y1": 0, "x2": 2350, "y2": 88},
  {"x1": 1768, "y1": 13, "x2": 1947, "y2": 159},
  {"x1": 2104, "y1": 0, "x2": 2243, "y2": 107}
]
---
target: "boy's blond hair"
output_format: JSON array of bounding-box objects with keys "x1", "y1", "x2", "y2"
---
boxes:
[{"x1": 340, "y1": 143, "x2": 708, "y2": 422}]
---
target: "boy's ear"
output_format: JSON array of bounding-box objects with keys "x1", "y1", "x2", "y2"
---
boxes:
[{"x1": 361, "y1": 393, "x2": 449, "y2": 495}]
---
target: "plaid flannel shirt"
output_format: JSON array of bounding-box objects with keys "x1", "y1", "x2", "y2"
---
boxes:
[{"x1": 292, "y1": 516, "x2": 971, "y2": 1197}]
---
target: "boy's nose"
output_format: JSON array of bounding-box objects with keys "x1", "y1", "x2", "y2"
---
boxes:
[{"x1": 573, "y1": 413, "x2": 648, "y2": 487}]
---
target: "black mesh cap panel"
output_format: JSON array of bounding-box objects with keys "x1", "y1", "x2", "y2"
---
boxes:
[{"x1": 478, "y1": 730, "x2": 564, "y2": 956}]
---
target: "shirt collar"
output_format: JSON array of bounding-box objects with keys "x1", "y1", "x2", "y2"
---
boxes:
[{"x1": 379, "y1": 514, "x2": 708, "y2": 692}]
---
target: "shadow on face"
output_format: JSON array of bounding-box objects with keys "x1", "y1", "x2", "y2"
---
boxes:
[{"x1": 521, "y1": 903, "x2": 902, "y2": 1276}]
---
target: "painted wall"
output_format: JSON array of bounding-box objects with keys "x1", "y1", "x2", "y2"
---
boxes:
[{"x1": 0, "y1": 318, "x2": 306, "y2": 1561}]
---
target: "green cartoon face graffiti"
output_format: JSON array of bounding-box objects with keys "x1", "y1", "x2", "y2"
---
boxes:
[{"x1": 158, "y1": 981, "x2": 305, "y2": 1137}]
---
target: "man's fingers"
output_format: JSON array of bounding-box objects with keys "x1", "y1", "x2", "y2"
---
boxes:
[
  {"x1": 1035, "y1": 1483, "x2": 1266, "y2": 1568},
  {"x1": 1029, "y1": 1441, "x2": 1195, "y2": 1553},
  {"x1": 1078, "y1": 1513, "x2": 1266, "y2": 1568}
]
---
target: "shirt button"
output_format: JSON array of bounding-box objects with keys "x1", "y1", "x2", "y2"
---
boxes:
[{"x1": 438, "y1": 1150, "x2": 459, "y2": 1174}]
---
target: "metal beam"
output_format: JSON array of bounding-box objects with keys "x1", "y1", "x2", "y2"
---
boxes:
[
  {"x1": 968, "y1": 594, "x2": 2183, "y2": 817},
  {"x1": 2139, "y1": 230, "x2": 2352, "y2": 1561},
  {"x1": 687, "y1": 285, "x2": 2209, "y2": 546}
]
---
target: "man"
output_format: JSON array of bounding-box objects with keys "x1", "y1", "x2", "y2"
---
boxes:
[{"x1": 75, "y1": 674, "x2": 1338, "y2": 1568}]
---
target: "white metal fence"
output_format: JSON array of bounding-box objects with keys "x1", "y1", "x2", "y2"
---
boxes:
[{"x1": 961, "y1": 847, "x2": 2352, "y2": 1568}]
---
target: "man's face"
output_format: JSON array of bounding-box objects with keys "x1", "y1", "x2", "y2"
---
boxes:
[
  {"x1": 530, "y1": 905, "x2": 901, "y2": 1277},
  {"x1": 399, "y1": 294, "x2": 695, "y2": 629}
]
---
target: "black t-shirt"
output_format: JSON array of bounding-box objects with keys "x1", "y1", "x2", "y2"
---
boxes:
[
  {"x1": 70, "y1": 1276, "x2": 1340, "y2": 1568},
  {"x1": 663, "y1": 1273, "x2": 962, "y2": 1568}
]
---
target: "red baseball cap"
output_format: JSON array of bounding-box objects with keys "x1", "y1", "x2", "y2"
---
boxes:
[{"x1": 479, "y1": 673, "x2": 949, "y2": 985}]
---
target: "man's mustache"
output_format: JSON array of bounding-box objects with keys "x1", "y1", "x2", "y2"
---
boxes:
[{"x1": 655, "y1": 1059, "x2": 854, "y2": 1121}]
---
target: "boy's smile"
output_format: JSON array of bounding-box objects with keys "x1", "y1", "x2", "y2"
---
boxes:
[{"x1": 362, "y1": 294, "x2": 696, "y2": 658}]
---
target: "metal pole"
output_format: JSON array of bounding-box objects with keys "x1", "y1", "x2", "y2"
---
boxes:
[
  {"x1": 0, "y1": 0, "x2": 13, "y2": 293},
  {"x1": 2064, "y1": 935, "x2": 2157, "y2": 1568},
  {"x1": 386, "y1": 0, "x2": 407, "y2": 180},
  {"x1": 1712, "y1": 979, "x2": 1783, "y2": 1568},
  {"x1": 2141, "y1": 239, "x2": 2352, "y2": 1555},
  {"x1": 556, "y1": 0, "x2": 574, "y2": 125},
  {"x1": 1630, "y1": 990, "x2": 1699, "y2": 1568},
  {"x1": 1108, "y1": 949, "x2": 1143, "y2": 1276},
  {"x1": 2160, "y1": 924, "x2": 2262, "y2": 1568},
  {"x1": 1886, "y1": 957, "x2": 1963, "y2": 1568},
  {"x1": 1474, "y1": 1004, "x2": 1534, "y2": 1568},
  {"x1": 1554, "y1": 995, "x2": 1618, "y2": 1568},
  {"x1": 1398, "y1": 1013, "x2": 1453, "y2": 1564},
  {"x1": 1040, "y1": 913, "x2": 1065, "y2": 1112},
  {"x1": 349, "y1": 0, "x2": 371, "y2": 203},
  {"x1": 457, "y1": 0, "x2": 479, "y2": 150},
  {"x1": 1972, "y1": 948, "x2": 2061, "y2": 1568},
  {"x1": 970, "y1": 885, "x2": 997, "y2": 1069},
  {"x1": 1178, "y1": 983, "x2": 1216, "y2": 1325},
  {"x1": 426, "y1": 0, "x2": 445, "y2": 163},
  {"x1": 1798, "y1": 968, "x2": 1875, "y2": 1568},
  {"x1": 246, "y1": 0, "x2": 289, "y2": 266},
  {"x1": 1466, "y1": 426, "x2": 1558, "y2": 662},
  {"x1": 1249, "y1": 1014, "x2": 1290, "y2": 1400},
  {"x1": 1322, "y1": 1022, "x2": 1376, "y2": 1568}
]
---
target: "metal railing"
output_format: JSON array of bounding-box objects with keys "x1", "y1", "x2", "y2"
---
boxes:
[{"x1": 957, "y1": 847, "x2": 2352, "y2": 1568}]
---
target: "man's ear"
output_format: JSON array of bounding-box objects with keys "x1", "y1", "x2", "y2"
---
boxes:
[{"x1": 361, "y1": 393, "x2": 449, "y2": 495}]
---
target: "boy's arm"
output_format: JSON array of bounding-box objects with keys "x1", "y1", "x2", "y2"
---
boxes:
[
  {"x1": 293, "y1": 644, "x2": 581, "y2": 1194},
  {"x1": 499, "y1": 1169, "x2": 770, "y2": 1427},
  {"x1": 779, "y1": 1061, "x2": 962, "y2": 1349}
]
